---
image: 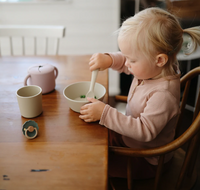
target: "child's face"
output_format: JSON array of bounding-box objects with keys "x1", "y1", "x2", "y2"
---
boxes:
[{"x1": 118, "y1": 36, "x2": 162, "y2": 80}]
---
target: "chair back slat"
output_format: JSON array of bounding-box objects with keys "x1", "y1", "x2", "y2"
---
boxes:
[
  {"x1": 193, "y1": 88, "x2": 200, "y2": 120},
  {"x1": 34, "y1": 37, "x2": 36, "y2": 55},
  {"x1": 154, "y1": 155, "x2": 165, "y2": 190},
  {"x1": 175, "y1": 80, "x2": 191, "y2": 137},
  {"x1": 187, "y1": 131, "x2": 200, "y2": 176},
  {"x1": 176, "y1": 66, "x2": 200, "y2": 188},
  {"x1": 22, "y1": 37, "x2": 25, "y2": 55},
  {"x1": 0, "y1": 25, "x2": 65, "y2": 56},
  {"x1": 55, "y1": 39, "x2": 59, "y2": 55},
  {"x1": 9, "y1": 37, "x2": 13, "y2": 55},
  {"x1": 45, "y1": 38, "x2": 48, "y2": 55},
  {"x1": 127, "y1": 157, "x2": 133, "y2": 190},
  {"x1": 176, "y1": 67, "x2": 200, "y2": 138},
  {"x1": 176, "y1": 126, "x2": 200, "y2": 189}
]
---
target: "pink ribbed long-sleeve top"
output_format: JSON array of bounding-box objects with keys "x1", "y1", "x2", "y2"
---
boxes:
[{"x1": 99, "y1": 52, "x2": 180, "y2": 165}]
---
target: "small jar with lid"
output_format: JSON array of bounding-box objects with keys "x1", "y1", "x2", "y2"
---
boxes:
[{"x1": 24, "y1": 64, "x2": 58, "y2": 94}]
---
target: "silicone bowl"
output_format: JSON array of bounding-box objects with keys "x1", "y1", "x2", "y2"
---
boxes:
[{"x1": 63, "y1": 81, "x2": 106, "y2": 113}]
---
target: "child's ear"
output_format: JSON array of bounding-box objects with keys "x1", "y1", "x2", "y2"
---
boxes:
[{"x1": 156, "y1": 54, "x2": 168, "y2": 67}]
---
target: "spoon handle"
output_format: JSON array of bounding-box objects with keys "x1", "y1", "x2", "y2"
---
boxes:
[{"x1": 89, "y1": 69, "x2": 99, "y2": 91}]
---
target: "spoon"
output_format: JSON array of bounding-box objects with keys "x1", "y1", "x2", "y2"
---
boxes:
[{"x1": 86, "y1": 69, "x2": 99, "y2": 98}]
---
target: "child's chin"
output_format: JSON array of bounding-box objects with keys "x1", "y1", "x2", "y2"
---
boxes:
[{"x1": 128, "y1": 69, "x2": 134, "y2": 75}]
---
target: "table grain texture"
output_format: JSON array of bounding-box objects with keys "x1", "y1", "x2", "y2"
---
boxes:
[{"x1": 0, "y1": 55, "x2": 109, "y2": 190}]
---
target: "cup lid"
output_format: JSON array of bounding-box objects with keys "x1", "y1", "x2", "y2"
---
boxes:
[{"x1": 28, "y1": 64, "x2": 55, "y2": 75}]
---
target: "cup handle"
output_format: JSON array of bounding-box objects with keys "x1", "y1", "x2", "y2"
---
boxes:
[
  {"x1": 24, "y1": 126, "x2": 38, "y2": 139},
  {"x1": 54, "y1": 67, "x2": 58, "y2": 79},
  {"x1": 24, "y1": 74, "x2": 31, "y2": 86}
]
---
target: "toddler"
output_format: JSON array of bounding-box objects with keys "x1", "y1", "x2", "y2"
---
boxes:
[{"x1": 79, "y1": 7, "x2": 200, "y2": 179}]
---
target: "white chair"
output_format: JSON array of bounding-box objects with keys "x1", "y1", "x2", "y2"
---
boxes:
[{"x1": 0, "y1": 25, "x2": 65, "y2": 56}]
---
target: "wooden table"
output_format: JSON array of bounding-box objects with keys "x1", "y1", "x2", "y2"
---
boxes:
[{"x1": 0, "y1": 55, "x2": 108, "y2": 190}]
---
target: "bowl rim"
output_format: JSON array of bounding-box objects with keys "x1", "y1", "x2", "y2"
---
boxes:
[{"x1": 63, "y1": 81, "x2": 106, "y2": 103}]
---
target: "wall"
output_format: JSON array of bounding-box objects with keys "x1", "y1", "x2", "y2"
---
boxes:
[
  {"x1": 0, "y1": 0, "x2": 120, "y2": 55},
  {"x1": 0, "y1": 0, "x2": 121, "y2": 95}
]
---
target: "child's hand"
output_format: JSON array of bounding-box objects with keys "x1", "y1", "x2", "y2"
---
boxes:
[
  {"x1": 89, "y1": 53, "x2": 113, "y2": 71},
  {"x1": 79, "y1": 97, "x2": 106, "y2": 122}
]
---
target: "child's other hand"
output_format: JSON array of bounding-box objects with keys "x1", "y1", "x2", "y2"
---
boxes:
[
  {"x1": 89, "y1": 53, "x2": 112, "y2": 71},
  {"x1": 79, "y1": 97, "x2": 106, "y2": 122}
]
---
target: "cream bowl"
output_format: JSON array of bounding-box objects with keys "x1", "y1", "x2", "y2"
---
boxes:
[{"x1": 63, "y1": 81, "x2": 106, "y2": 113}]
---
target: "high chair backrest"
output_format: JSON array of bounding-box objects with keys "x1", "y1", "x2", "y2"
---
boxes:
[
  {"x1": 176, "y1": 67, "x2": 200, "y2": 136},
  {"x1": 0, "y1": 25, "x2": 65, "y2": 56},
  {"x1": 174, "y1": 66, "x2": 200, "y2": 188}
]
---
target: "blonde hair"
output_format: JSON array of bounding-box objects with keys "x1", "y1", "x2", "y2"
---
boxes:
[{"x1": 118, "y1": 7, "x2": 200, "y2": 77}]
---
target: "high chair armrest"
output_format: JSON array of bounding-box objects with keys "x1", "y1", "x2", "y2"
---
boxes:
[{"x1": 115, "y1": 95, "x2": 127, "y2": 102}]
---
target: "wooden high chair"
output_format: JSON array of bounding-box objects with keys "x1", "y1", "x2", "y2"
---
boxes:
[{"x1": 109, "y1": 66, "x2": 200, "y2": 190}]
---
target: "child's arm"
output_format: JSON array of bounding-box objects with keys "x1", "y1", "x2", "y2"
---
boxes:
[
  {"x1": 79, "y1": 53, "x2": 112, "y2": 122},
  {"x1": 89, "y1": 52, "x2": 131, "y2": 75},
  {"x1": 89, "y1": 53, "x2": 113, "y2": 71},
  {"x1": 79, "y1": 52, "x2": 131, "y2": 122},
  {"x1": 105, "y1": 52, "x2": 131, "y2": 75},
  {"x1": 100, "y1": 90, "x2": 179, "y2": 142}
]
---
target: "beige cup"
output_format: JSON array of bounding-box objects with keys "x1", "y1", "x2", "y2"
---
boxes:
[{"x1": 16, "y1": 85, "x2": 43, "y2": 118}]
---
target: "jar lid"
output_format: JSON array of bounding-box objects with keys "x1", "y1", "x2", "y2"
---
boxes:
[{"x1": 28, "y1": 64, "x2": 54, "y2": 75}]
